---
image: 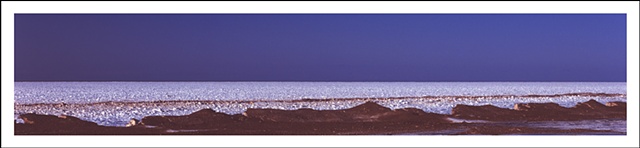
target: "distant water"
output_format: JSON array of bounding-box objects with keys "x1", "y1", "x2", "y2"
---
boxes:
[
  {"x1": 14, "y1": 82, "x2": 627, "y2": 127},
  {"x1": 14, "y1": 82, "x2": 626, "y2": 104}
]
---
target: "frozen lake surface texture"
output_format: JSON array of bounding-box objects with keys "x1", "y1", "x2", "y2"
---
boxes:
[{"x1": 14, "y1": 82, "x2": 626, "y2": 129}]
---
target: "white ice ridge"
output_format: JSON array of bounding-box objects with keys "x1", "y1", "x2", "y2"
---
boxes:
[{"x1": 14, "y1": 82, "x2": 627, "y2": 104}]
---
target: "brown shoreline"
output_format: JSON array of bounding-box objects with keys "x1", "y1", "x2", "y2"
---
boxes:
[{"x1": 15, "y1": 99, "x2": 626, "y2": 135}]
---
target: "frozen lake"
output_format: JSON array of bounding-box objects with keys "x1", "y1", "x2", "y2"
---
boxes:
[
  {"x1": 14, "y1": 82, "x2": 627, "y2": 127},
  {"x1": 14, "y1": 82, "x2": 626, "y2": 104}
]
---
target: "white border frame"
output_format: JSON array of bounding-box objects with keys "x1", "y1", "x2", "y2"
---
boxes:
[{"x1": 2, "y1": 1, "x2": 639, "y2": 147}]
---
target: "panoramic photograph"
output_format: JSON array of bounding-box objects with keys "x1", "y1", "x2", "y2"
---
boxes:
[{"x1": 13, "y1": 14, "x2": 626, "y2": 135}]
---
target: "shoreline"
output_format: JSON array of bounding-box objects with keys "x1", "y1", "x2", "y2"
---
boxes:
[
  {"x1": 14, "y1": 92, "x2": 627, "y2": 126},
  {"x1": 15, "y1": 99, "x2": 626, "y2": 135}
]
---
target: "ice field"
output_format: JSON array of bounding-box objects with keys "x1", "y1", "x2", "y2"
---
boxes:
[{"x1": 14, "y1": 82, "x2": 627, "y2": 127}]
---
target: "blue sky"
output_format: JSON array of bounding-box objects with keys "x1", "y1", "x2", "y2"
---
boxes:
[{"x1": 14, "y1": 14, "x2": 626, "y2": 81}]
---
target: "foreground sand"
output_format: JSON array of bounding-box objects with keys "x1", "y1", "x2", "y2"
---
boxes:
[{"x1": 15, "y1": 99, "x2": 626, "y2": 135}]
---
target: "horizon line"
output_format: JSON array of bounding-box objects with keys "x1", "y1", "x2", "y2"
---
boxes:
[{"x1": 13, "y1": 80, "x2": 628, "y2": 83}]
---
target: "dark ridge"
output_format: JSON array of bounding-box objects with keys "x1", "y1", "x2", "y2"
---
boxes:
[
  {"x1": 345, "y1": 101, "x2": 392, "y2": 114},
  {"x1": 451, "y1": 99, "x2": 626, "y2": 121},
  {"x1": 15, "y1": 100, "x2": 626, "y2": 135}
]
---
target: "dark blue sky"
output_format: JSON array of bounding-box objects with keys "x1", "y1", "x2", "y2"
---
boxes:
[{"x1": 15, "y1": 14, "x2": 626, "y2": 82}]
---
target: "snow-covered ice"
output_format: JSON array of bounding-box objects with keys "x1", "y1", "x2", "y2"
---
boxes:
[{"x1": 14, "y1": 82, "x2": 626, "y2": 127}]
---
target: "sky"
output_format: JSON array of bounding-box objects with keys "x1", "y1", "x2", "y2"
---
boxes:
[{"x1": 14, "y1": 14, "x2": 626, "y2": 82}]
